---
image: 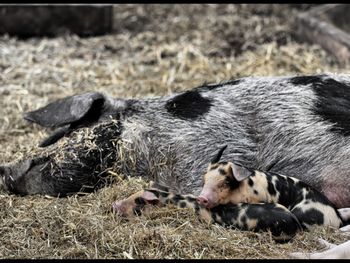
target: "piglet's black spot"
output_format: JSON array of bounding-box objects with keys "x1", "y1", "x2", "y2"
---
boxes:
[
  {"x1": 267, "y1": 180, "x2": 277, "y2": 196},
  {"x1": 179, "y1": 201, "x2": 187, "y2": 208},
  {"x1": 292, "y1": 207, "x2": 324, "y2": 228},
  {"x1": 172, "y1": 194, "x2": 184, "y2": 204},
  {"x1": 165, "y1": 90, "x2": 212, "y2": 120},
  {"x1": 248, "y1": 178, "x2": 254, "y2": 187},
  {"x1": 186, "y1": 196, "x2": 197, "y2": 202},
  {"x1": 159, "y1": 191, "x2": 169, "y2": 198},
  {"x1": 227, "y1": 177, "x2": 240, "y2": 190},
  {"x1": 218, "y1": 168, "x2": 226, "y2": 175}
]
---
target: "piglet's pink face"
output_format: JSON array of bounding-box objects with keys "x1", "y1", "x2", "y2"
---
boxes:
[
  {"x1": 197, "y1": 162, "x2": 250, "y2": 208},
  {"x1": 112, "y1": 190, "x2": 159, "y2": 218},
  {"x1": 197, "y1": 163, "x2": 235, "y2": 208}
]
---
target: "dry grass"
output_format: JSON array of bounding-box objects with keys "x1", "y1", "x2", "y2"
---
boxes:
[{"x1": 0, "y1": 4, "x2": 349, "y2": 259}]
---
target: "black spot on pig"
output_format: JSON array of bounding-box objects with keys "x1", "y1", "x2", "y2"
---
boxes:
[
  {"x1": 165, "y1": 90, "x2": 212, "y2": 120},
  {"x1": 289, "y1": 75, "x2": 325, "y2": 86},
  {"x1": 211, "y1": 203, "x2": 240, "y2": 226},
  {"x1": 240, "y1": 215, "x2": 247, "y2": 225},
  {"x1": 267, "y1": 180, "x2": 277, "y2": 196},
  {"x1": 226, "y1": 176, "x2": 241, "y2": 190},
  {"x1": 218, "y1": 168, "x2": 226, "y2": 175},
  {"x1": 246, "y1": 203, "x2": 302, "y2": 242},
  {"x1": 291, "y1": 75, "x2": 350, "y2": 137},
  {"x1": 186, "y1": 196, "x2": 197, "y2": 202},
  {"x1": 179, "y1": 201, "x2": 187, "y2": 208},
  {"x1": 248, "y1": 178, "x2": 254, "y2": 187},
  {"x1": 272, "y1": 176, "x2": 303, "y2": 208},
  {"x1": 304, "y1": 187, "x2": 338, "y2": 207},
  {"x1": 313, "y1": 78, "x2": 350, "y2": 136},
  {"x1": 292, "y1": 207, "x2": 324, "y2": 228},
  {"x1": 135, "y1": 197, "x2": 146, "y2": 206},
  {"x1": 172, "y1": 194, "x2": 183, "y2": 204},
  {"x1": 159, "y1": 191, "x2": 169, "y2": 198}
]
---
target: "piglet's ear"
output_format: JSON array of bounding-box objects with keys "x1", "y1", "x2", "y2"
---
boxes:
[
  {"x1": 228, "y1": 162, "x2": 253, "y2": 182},
  {"x1": 141, "y1": 191, "x2": 159, "y2": 205},
  {"x1": 210, "y1": 145, "x2": 228, "y2": 164}
]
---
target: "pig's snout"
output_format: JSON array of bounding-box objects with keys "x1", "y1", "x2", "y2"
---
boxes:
[
  {"x1": 197, "y1": 186, "x2": 219, "y2": 208},
  {"x1": 197, "y1": 194, "x2": 216, "y2": 208},
  {"x1": 197, "y1": 196, "x2": 210, "y2": 206},
  {"x1": 112, "y1": 201, "x2": 125, "y2": 216}
]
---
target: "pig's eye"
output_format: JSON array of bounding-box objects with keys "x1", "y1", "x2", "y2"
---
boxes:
[{"x1": 220, "y1": 180, "x2": 230, "y2": 188}]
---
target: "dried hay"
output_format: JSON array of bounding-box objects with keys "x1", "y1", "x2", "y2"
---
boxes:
[{"x1": 0, "y1": 4, "x2": 349, "y2": 259}]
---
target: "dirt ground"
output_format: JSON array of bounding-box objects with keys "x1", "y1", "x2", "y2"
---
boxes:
[{"x1": 0, "y1": 4, "x2": 349, "y2": 259}]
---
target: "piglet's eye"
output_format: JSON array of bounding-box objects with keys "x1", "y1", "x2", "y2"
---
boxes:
[{"x1": 221, "y1": 180, "x2": 230, "y2": 188}]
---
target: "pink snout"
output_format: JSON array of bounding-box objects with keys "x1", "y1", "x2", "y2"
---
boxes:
[
  {"x1": 197, "y1": 196, "x2": 210, "y2": 207},
  {"x1": 197, "y1": 191, "x2": 216, "y2": 208},
  {"x1": 112, "y1": 201, "x2": 125, "y2": 216}
]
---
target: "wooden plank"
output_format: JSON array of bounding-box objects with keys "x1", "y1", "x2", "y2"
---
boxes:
[
  {"x1": 0, "y1": 5, "x2": 113, "y2": 37},
  {"x1": 295, "y1": 4, "x2": 350, "y2": 64}
]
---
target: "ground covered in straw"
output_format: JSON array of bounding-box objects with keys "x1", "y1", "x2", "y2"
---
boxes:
[{"x1": 0, "y1": 4, "x2": 349, "y2": 259}]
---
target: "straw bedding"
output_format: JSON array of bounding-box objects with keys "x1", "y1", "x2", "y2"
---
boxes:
[{"x1": 0, "y1": 4, "x2": 349, "y2": 259}]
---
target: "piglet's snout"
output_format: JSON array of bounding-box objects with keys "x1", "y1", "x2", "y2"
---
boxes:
[
  {"x1": 112, "y1": 201, "x2": 125, "y2": 215},
  {"x1": 197, "y1": 196, "x2": 210, "y2": 206},
  {"x1": 197, "y1": 189, "x2": 216, "y2": 208}
]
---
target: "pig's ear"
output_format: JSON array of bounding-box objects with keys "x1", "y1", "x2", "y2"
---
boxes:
[
  {"x1": 23, "y1": 92, "x2": 105, "y2": 128},
  {"x1": 210, "y1": 145, "x2": 228, "y2": 164},
  {"x1": 228, "y1": 162, "x2": 253, "y2": 182},
  {"x1": 141, "y1": 190, "x2": 160, "y2": 205}
]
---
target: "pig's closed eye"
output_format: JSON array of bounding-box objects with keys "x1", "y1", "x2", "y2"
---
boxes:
[{"x1": 220, "y1": 180, "x2": 230, "y2": 188}]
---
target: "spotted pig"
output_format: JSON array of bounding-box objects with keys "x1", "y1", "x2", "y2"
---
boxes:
[
  {"x1": 197, "y1": 145, "x2": 348, "y2": 230},
  {"x1": 112, "y1": 182, "x2": 302, "y2": 243},
  {"x1": 2, "y1": 73, "x2": 350, "y2": 210}
]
